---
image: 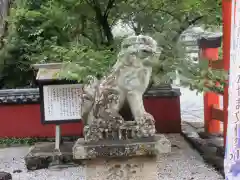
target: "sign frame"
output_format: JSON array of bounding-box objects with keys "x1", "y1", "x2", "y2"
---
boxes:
[{"x1": 39, "y1": 79, "x2": 82, "y2": 125}]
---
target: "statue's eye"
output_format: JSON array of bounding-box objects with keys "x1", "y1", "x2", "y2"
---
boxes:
[
  {"x1": 82, "y1": 94, "x2": 90, "y2": 100},
  {"x1": 85, "y1": 96, "x2": 92, "y2": 101},
  {"x1": 142, "y1": 50, "x2": 150, "y2": 53},
  {"x1": 141, "y1": 50, "x2": 151, "y2": 58}
]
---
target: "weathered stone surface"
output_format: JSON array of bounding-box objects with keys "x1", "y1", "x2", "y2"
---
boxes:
[
  {"x1": 181, "y1": 121, "x2": 224, "y2": 176},
  {"x1": 198, "y1": 131, "x2": 223, "y2": 139},
  {"x1": 187, "y1": 122, "x2": 204, "y2": 129},
  {"x1": 0, "y1": 172, "x2": 12, "y2": 180},
  {"x1": 85, "y1": 156, "x2": 158, "y2": 180},
  {"x1": 70, "y1": 35, "x2": 173, "y2": 162},
  {"x1": 216, "y1": 146, "x2": 225, "y2": 157},
  {"x1": 24, "y1": 142, "x2": 74, "y2": 170},
  {"x1": 81, "y1": 35, "x2": 160, "y2": 143},
  {"x1": 207, "y1": 138, "x2": 224, "y2": 148},
  {"x1": 73, "y1": 134, "x2": 171, "y2": 160},
  {"x1": 12, "y1": 170, "x2": 22, "y2": 173}
]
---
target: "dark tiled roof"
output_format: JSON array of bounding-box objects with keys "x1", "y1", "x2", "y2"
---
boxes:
[
  {"x1": 0, "y1": 86, "x2": 181, "y2": 104},
  {"x1": 144, "y1": 87, "x2": 181, "y2": 97},
  {"x1": 0, "y1": 88, "x2": 40, "y2": 104}
]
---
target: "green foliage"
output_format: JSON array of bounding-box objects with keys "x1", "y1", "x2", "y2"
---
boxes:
[
  {"x1": 178, "y1": 58, "x2": 227, "y2": 94},
  {"x1": 0, "y1": 136, "x2": 79, "y2": 146},
  {"x1": 122, "y1": 0, "x2": 222, "y2": 88},
  {"x1": 0, "y1": 137, "x2": 38, "y2": 146},
  {"x1": 0, "y1": 0, "x2": 224, "y2": 93},
  {"x1": 50, "y1": 45, "x2": 116, "y2": 82}
]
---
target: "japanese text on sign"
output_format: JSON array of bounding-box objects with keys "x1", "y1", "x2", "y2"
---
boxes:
[{"x1": 43, "y1": 84, "x2": 82, "y2": 121}]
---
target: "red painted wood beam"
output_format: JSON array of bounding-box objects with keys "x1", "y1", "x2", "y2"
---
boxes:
[
  {"x1": 198, "y1": 38, "x2": 221, "y2": 133},
  {"x1": 222, "y1": 0, "x2": 232, "y2": 146}
]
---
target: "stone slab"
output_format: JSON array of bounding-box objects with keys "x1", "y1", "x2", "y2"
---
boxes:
[
  {"x1": 85, "y1": 156, "x2": 157, "y2": 180},
  {"x1": 73, "y1": 134, "x2": 171, "y2": 160},
  {"x1": 187, "y1": 121, "x2": 204, "y2": 129},
  {"x1": 181, "y1": 121, "x2": 224, "y2": 176},
  {"x1": 24, "y1": 142, "x2": 74, "y2": 170}
]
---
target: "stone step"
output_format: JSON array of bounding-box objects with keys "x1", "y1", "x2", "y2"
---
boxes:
[{"x1": 73, "y1": 134, "x2": 171, "y2": 160}]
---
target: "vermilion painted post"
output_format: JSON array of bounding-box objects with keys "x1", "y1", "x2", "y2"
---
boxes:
[
  {"x1": 222, "y1": 0, "x2": 232, "y2": 146},
  {"x1": 198, "y1": 37, "x2": 222, "y2": 133}
]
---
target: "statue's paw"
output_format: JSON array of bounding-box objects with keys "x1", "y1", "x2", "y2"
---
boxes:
[
  {"x1": 148, "y1": 126, "x2": 156, "y2": 136},
  {"x1": 83, "y1": 124, "x2": 103, "y2": 142},
  {"x1": 106, "y1": 115, "x2": 124, "y2": 130},
  {"x1": 142, "y1": 125, "x2": 156, "y2": 137},
  {"x1": 135, "y1": 113, "x2": 156, "y2": 138},
  {"x1": 98, "y1": 119, "x2": 108, "y2": 128},
  {"x1": 136, "y1": 112, "x2": 155, "y2": 125}
]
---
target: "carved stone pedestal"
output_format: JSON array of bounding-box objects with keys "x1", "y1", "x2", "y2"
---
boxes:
[{"x1": 73, "y1": 134, "x2": 171, "y2": 160}]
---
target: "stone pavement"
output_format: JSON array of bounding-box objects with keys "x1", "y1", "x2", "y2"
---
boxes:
[
  {"x1": 182, "y1": 121, "x2": 224, "y2": 176},
  {"x1": 176, "y1": 86, "x2": 225, "y2": 177},
  {"x1": 0, "y1": 134, "x2": 223, "y2": 180}
]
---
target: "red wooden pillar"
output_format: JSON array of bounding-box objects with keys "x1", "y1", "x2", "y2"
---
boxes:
[
  {"x1": 222, "y1": 0, "x2": 232, "y2": 145},
  {"x1": 198, "y1": 37, "x2": 222, "y2": 133}
]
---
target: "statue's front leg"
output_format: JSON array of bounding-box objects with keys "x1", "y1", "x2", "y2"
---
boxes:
[
  {"x1": 84, "y1": 88, "x2": 125, "y2": 142},
  {"x1": 95, "y1": 88, "x2": 125, "y2": 129},
  {"x1": 127, "y1": 91, "x2": 156, "y2": 137},
  {"x1": 126, "y1": 91, "x2": 145, "y2": 118}
]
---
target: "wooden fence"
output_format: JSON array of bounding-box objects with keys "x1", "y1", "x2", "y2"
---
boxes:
[{"x1": 198, "y1": 36, "x2": 227, "y2": 143}]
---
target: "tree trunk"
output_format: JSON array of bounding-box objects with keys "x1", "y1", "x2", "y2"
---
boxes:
[
  {"x1": 0, "y1": 0, "x2": 10, "y2": 48},
  {"x1": 101, "y1": 18, "x2": 113, "y2": 45},
  {"x1": 93, "y1": 3, "x2": 114, "y2": 46}
]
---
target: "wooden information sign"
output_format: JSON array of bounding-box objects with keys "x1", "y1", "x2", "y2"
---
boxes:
[{"x1": 41, "y1": 84, "x2": 82, "y2": 124}]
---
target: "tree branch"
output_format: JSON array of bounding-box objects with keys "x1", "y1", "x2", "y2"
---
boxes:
[
  {"x1": 157, "y1": 9, "x2": 181, "y2": 22},
  {"x1": 110, "y1": 14, "x2": 121, "y2": 27},
  {"x1": 172, "y1": 15, "x2": 204, "y2": 42},
  {"x1": 80, "y1": 15, "x2": 95, "y2": 43},
  {"x1": 130, "y1": 20, "x2": 141, "y2": 35},
  {"x1": 104, "y1": 0, "x2": 115, "y2": 18},
  {"x1": 86, "y1": 0, "x2": 102, "y2": 15},
  {"x1": 187, "y1": 16, "x2": 204, "y2": 26}
]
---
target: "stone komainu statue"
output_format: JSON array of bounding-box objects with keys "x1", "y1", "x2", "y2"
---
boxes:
[{"x1": 81, "y1": 35, "x2": 160, "y2": 142}]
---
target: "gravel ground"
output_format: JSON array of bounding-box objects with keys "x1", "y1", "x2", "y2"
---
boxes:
[{"x1": 0, "y1": 134, "x2": 223, "y2": 180}]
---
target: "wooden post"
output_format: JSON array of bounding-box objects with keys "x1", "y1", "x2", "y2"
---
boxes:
[
  {"x1": 222, "y1": 0, "x2": 232, "y2": 146},
  {"x1": 198, "y1": 37, "x2": 222, "y2": 133},
  {"x1": 55, "y1": 125, "x2": 61, "y2": 150}
]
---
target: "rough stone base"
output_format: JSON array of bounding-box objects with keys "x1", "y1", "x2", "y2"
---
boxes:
[
  {"x1": 0, "y1": 172, "x2": 12, "y2": 180},
  {"x1": 73, "y1": 134, "x2": 171, "y2": 160},
  {"x1": 24, "y1": 142, "x2": 74, "y2": 170},
  {"x1": 181, "y1": 121, "x2": 224, "y2": 176},
  {"x1": 85, "y1": 156, "x2": 158, "y2": 180}
]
